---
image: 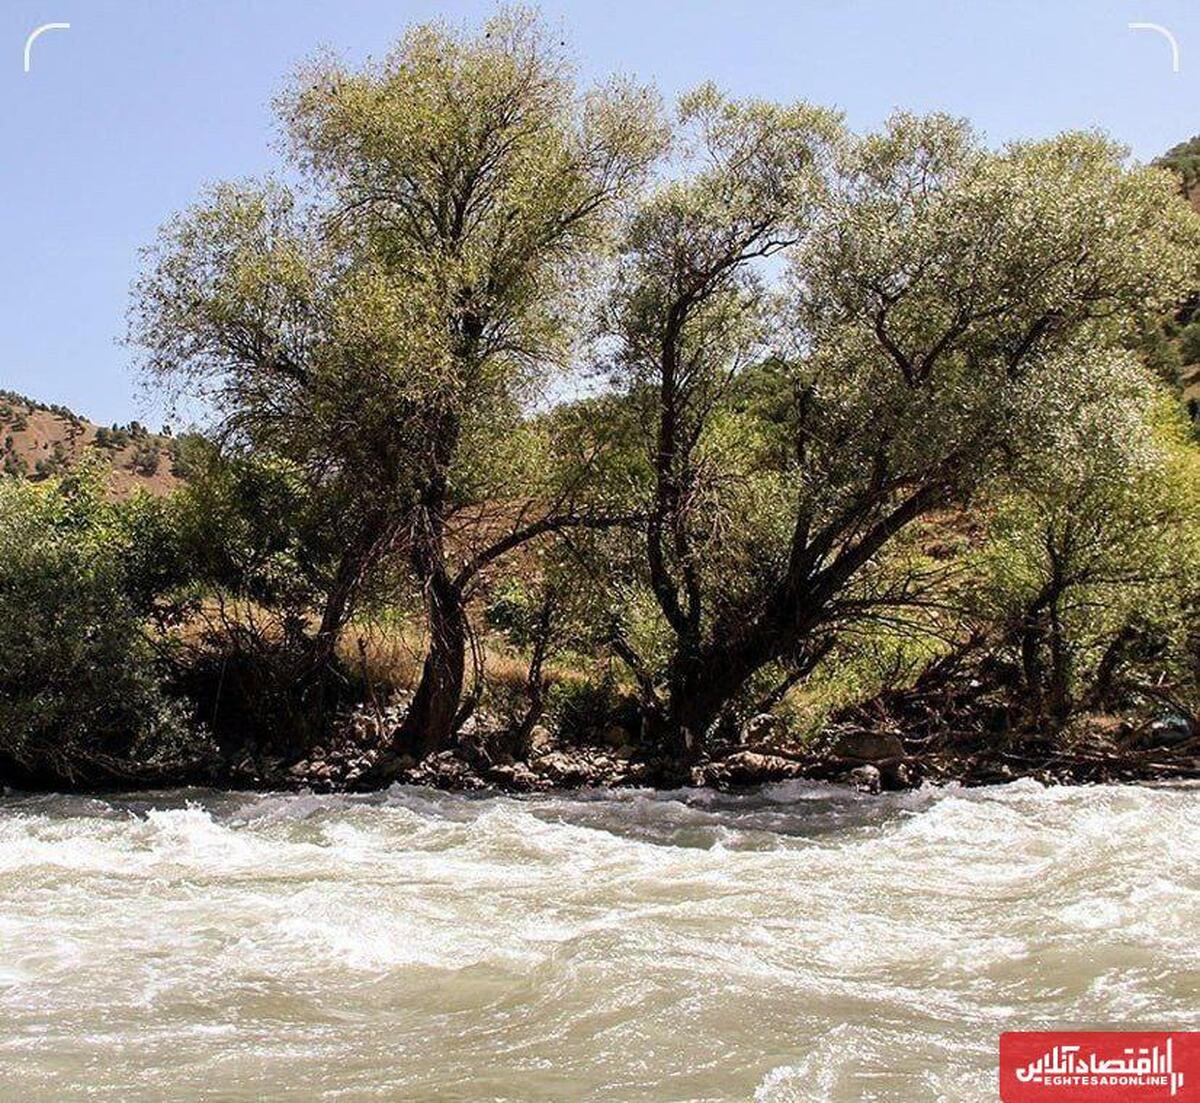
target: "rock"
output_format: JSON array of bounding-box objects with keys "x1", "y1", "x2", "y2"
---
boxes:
[
  {"x1": 878, "y1": 760, "x2": 916, "y2": 791},
  {"x1": 524, "y1": 725, "x2": 556, "y2": 760},
  {"x1": 612, "y1": 743, "x2": 637, "y2": 761},
  {"x1": 287, "y1": 761, "x2": 310, "y2": 778},
  {"x1": 703, "y1": 751, "x2": 802, "y2": 788},
  {"x1": 616, "y1": 761, "x2": 653, "y2": 785},
  {"x1": 828, "y1": 730, "x2": 905, "y2": 762},
  {"x1": 534, "y1": 750, "x2": 590, "y2": 787},
  {"x1": 741, "y1": 713, "x2": 785, "y2": 746},
  {"x1": 456, "y1": 729, "x2": 494, "y2": 769},
  {"x1": 486, "y1": 763, "x2": 540, "y2": 792},
  {"x1": 848, "y1": 764, "x2": 881, "y2": 794},
  {"x1": 1143, "y1": 714, "x2": 1195, "y2": 748}
]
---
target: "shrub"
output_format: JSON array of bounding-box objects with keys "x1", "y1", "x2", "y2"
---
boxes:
[
  {"x1": 0, "y1": 469, "x2": 210, "y2": 786},
  {"x1": 131, "y1": 442, "x2": 161, "y2": 476}
]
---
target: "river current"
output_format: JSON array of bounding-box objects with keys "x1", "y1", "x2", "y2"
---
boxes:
[{"x1": 0, "y1": 780, "x2": 1195, "y2": 1101}]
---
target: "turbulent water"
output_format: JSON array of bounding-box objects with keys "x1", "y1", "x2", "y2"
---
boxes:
[{"x1": 0, "y1": 781, "x2": 1196, "y2": 1102}]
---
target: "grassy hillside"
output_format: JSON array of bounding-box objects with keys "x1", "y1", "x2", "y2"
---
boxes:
[{"x1": 0, "y1": 390, "x2": 186, "y2": 497}]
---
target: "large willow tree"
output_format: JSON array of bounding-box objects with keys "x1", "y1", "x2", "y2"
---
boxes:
[
  {"x1": 607, "y1": 114, "x2": 1200, "y2": 758},
  {"x1": 132, "y1": 11, "x2": 664, "y2": 758}
]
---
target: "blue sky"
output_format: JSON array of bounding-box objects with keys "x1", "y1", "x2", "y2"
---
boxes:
[{"x1": 3, "y1": 0, "x2": 1200, "y2": 424}]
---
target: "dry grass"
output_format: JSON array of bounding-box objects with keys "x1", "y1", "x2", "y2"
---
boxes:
[
  {"x1": 170, "y1": 601, "x2": 600, "y2": 714},
  {"x1": 337, "y1": 616, "x2": 596, "y2": 700},
  {"x1": 338, "y1": 621, "x2": 426, "y2": 691}
]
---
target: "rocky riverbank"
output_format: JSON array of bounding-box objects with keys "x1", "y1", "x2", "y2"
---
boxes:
[{"x1": 227, "y1": 702, "x2": 1200, "y2": 796}]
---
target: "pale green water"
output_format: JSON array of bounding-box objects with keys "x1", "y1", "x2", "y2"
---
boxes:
[{"x1": 0, "y1": 780, "x2": 1196, "y2": 1101}]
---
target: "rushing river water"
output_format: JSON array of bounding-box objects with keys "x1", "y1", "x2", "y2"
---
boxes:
[{"x1": 0, "y1": 780, "x2": 1196, "y2": 1102}]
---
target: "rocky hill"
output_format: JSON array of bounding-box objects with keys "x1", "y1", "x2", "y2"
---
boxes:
[{"x1": 0, "y1": 390, "x2": 187, "y2": 497}]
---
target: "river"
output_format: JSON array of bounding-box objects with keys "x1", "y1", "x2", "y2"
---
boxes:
[{"x1": 0, "y1": 780, "x2": 1195, "y2": 1101}]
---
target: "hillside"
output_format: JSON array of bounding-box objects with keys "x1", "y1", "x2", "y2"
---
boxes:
[
  {"x1": 0, "y1": 390, "x2": 186, "y2": 497},
  {"x1": 1146, "y1": 140, "x2": 1200, "y2": 419}
]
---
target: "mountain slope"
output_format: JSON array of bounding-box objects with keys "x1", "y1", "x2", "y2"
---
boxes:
[{"x1": 0, "y1": 391, "x2": 185, "y2": 497}]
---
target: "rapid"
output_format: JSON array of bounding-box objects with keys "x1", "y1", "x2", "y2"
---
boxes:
[{"x1": 0, "y1": 780, "x2": 1196, "y2": 1101}]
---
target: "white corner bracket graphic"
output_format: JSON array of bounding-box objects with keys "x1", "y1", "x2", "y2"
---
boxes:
[
  {"x1": 1128, "y1": 21, "x2": 1181, "y2": 73},
  {"x1": 23, "y1": 22, "x2": 70, "y2": 74}
]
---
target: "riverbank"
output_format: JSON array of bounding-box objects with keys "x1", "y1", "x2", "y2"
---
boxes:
[{"x1": 220, "y1": 704, "x2": 1200, "y2": 796}]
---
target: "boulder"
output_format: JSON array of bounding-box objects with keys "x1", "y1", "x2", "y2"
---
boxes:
[
  {"x1": 848, "y1": 764, "x2": 881, "y2": 794},
  {"x1": 615, "y1": 761, "x2": 653, "y2": 786},
  {"x1": 741, "y1": 713, "x2": 785, "y2": 746},
  {"x1": 408, "y1": 750, "x2": 486, "y2": 791},
  {"x1": 1143, "y1": 714, "x2": 1195, "y2": 748},
  {"x1": 486, "y1": 763, "x2": 544, "y2": 792},
  {"x1": 703, "y1": 751, "x2": 802, "y2": 787},
  {"x1": 534, "y1": 750, "x2": 591, "y2": 786},
  {"x1": 878, "y1": 760, "x2": 916, "y2": 791},
  {"x1": 828, "y1": 729, "x2": 905, "y2": 762},
  {"x1": 524, "y1": 725, "x2": 556, "y2": 760}
]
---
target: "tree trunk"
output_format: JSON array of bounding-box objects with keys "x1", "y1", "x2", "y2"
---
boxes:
[
  {"x1": 306, "y1": 555, "x2": 361, "y2": 676},
  {"x1": 665, "y1": 643, "x2": 763, "y2": 761},
  {"x1": 513, "y1": 598, "x2": 554, "y2": 744},
  {"x1": 394, "y1": 568, "x2": 467, "y2": 760},
  {"x1": 1046, "y1": 597, "x2": 1072, "y2": 729},
  {"x1": 303, "y1": 512, "x2": 395, "y2": 682}
]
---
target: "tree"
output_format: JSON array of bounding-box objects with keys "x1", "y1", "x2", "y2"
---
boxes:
[
  {"x1": 0, "y1": 468, "x2": 207, "y2": 786},
  {"x1": 971, "y1": 397, "x2": 1200, "y2": 728},
  {"x1": 131, "y1": 11, "x2": 665, "y2": 758},
  {"x1": 600, "y1": 85, "x2": 841, "y2": 753},
  {"x1": 131, "y1": 180, "x2": 416, "y2": 691},
  {"x1": 607, "y1": 114, "x2": 1200, "y2": 759}
]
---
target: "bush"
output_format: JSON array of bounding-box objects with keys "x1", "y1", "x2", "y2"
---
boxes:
[
  {"x1": 546, "y1": 673, "x2": 638, "y2": 745},
  {"x1": 0, "y1": 469, "x2": 210, "y2": 786},
  {"x1": 131, "y1": 442, "x2": 161, "y2": 476}
]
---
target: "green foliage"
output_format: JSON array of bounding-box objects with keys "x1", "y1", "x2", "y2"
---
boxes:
[
  {"x1": 100, "y1": 18, "x2": 1200, "y2": 768},
  {"x1": 1154, "y1": 134, "x2": 1200, "y2": 191},
  {"x1": 968, "y1": 398, "x2": 1200, "y2": 725},
  {"x1": 130, "y1": 442, "x2": 161, "y2": 476},
  {"x1": 598, "y1": 106, "x2": 1200, "y2": 750},
  {"x1": 545, "y1": 673, "x2": 636, "y2": 745},
  {"x1": 167, "y1": 433, "x2": 205, "y2": 479},
  {"x1": 0, "y1": 469, "x2": 209, "y2": 785},
  {"x1": 172, "y1": 445, "x2": 344, "y2": 632},
  {"x1": 92, "y1": 425, "x2": 131, "y2": 450}
]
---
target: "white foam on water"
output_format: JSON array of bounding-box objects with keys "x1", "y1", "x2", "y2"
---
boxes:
[{"x1": 0, "y1": 780, "x2": 1196, "y2": 1101}]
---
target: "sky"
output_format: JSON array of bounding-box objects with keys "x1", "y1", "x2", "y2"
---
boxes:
[{"x1": 3, "y1": 0, "x2": 1200, "y2": 424}]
